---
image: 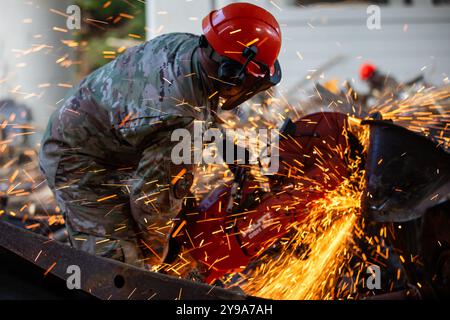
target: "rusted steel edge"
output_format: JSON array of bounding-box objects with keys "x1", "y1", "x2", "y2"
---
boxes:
[{"x1": 0, "y1": 221, "x2": 247, "y2": 300}]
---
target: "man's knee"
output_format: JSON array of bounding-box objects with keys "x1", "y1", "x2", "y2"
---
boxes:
[{"x1": 68, "y1": 232, "x2": 144, "y2": 268}]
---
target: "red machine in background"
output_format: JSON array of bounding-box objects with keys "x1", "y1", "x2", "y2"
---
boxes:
[{"x1": 174, "y1": 112, "x2": 360, "y2": 283}]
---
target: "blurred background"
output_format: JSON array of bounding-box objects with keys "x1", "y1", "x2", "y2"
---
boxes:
[{"x1": 0, "y1": 0, "x2": 449, "y2": 144}]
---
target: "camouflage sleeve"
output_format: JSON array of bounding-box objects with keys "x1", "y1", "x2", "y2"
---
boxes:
[
  {"x1": 124, "y1": 116, "x2": 196, "y2": 265},
  {"x1": 116, "y1": 115, "x2": 194, "y2": 149}
]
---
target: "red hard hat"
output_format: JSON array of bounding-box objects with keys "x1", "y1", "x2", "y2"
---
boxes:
[
  {"x1": 202, "y1": 2, "x2": 282, "y2": 77},
  {"x1": 360, "y1": 63, "x2": 377, "y2": 81}
]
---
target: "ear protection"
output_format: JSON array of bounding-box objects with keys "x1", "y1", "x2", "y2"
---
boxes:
[
  {"x1": 199, "y1": 35, "x2": 258, "y2": 88},
  {"x1": 198, "y1": 35, "x2": 282, "y2": 110},
  {"x1": 218, "y1": 59, "x2": 246, "y2": 86},
  {"x1": 217, "y1": 45, "x2": 259, "y2": 86}
]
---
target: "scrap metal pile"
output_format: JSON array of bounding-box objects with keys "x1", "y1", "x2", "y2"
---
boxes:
[{"x1": 1, "y1": 73, "x2": 449, "y2": 299}]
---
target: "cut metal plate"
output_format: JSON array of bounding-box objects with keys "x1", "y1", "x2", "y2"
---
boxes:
[{"x1": 361, "y1": 120, "x2": 450, "y2": 222}]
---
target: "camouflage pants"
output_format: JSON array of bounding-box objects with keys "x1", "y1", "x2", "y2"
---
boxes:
[
  {"x1": 49, "y1": 157, "x2": 147, "y2": 267},
  {"x1": 42, "y1": 152, "x2": 198, "y2": 271},
  {"x1": 68, "y1": 231, "x2": 142, "y2": 266},
  {"x1": 44, "y1": 155, "x2": 202, "y2": 279}
]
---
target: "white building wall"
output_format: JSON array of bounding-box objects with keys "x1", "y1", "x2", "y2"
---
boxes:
[
  {"x1": 146, "y1": 0, "x2": 215, "y2": 38},
  {"x1": 0, "y1": 0, "x2": 74, "y2": 142},
  {"x1": 273, "y1": 2, "x2": 450, "y2": 96}
]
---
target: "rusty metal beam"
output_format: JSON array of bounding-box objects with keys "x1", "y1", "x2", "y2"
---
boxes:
[
  {"x1": 0, "y1": 221, "x2": 247, "y2": 300},
  {"x1": 363, "y1": 289, "x2": 420, "y2": 300},
  {"x1": 361, "y1": 119, "x2": 450, "y2": 223}
]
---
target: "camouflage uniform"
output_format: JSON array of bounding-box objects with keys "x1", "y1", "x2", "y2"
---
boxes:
[{"x1": 39, "y1": 33, "x2": 217, "y2": 267}]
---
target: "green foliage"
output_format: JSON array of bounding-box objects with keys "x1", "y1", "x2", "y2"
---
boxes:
[
  {"x1": 75, "y1": 0, "x2": 146, "y2": 74},
  {"x1": 75, "y1": 0, "x2": 145, "y2": 28}
]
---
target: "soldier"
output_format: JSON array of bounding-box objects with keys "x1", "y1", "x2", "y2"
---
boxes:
[
  {"x1": 39, "y1": 3, "x2": 282, "y2": 274},
  {"x1": 359, "y1": 63, "x2": 399, "y2": 106}
]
